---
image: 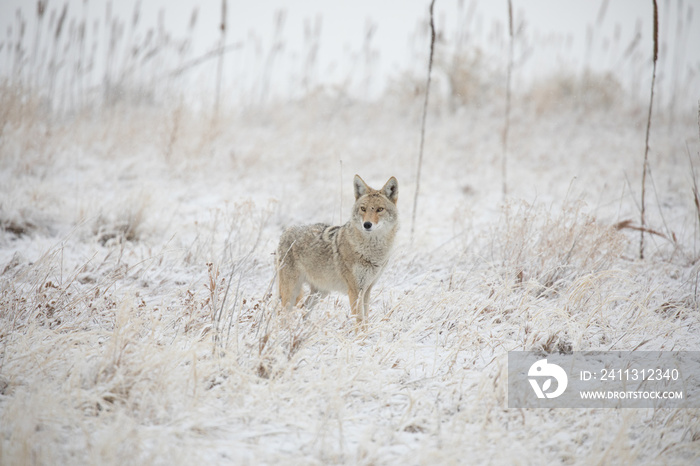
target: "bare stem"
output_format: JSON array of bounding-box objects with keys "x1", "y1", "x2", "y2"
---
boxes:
[
  {"x1": 410, "y1": 0, "x2": 436, "y2": 244},
  {"x1": 214, "y1": 0, "x2": 227, "y2": 116},
  {"x1": 502, "y1": 0, "x2": 514, "y2": 198},
  {"x1": 640, "y1": 0, "x2": 658, "y2": 259}
]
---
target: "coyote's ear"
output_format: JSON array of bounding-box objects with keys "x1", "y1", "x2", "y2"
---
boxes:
[
  {"x1": 382, "y1": 177, "x2": 399, "y2": 204},
  {"x1": 354, "y1": 174, "x2": 370, "y2": 200}
]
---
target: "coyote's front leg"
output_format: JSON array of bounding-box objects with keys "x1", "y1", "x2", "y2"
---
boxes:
[{"x1": 347, "y1": 284, "x2": 367, "y2": 331}]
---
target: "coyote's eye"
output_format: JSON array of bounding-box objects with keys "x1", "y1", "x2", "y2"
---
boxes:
[
  {"x1": 360, "y1": 206, "x2": 366, "y2": 212},
  {"x1": 376, "y1": 207, "x2": 384, "y2": 212}
]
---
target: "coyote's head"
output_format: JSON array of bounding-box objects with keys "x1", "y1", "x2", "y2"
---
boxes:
[{"x1": 352, "y1": 175, "x2": 399, "y2": 233}]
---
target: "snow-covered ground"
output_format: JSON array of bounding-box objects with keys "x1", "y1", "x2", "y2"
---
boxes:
[{"x1": 1, "y1": 2, "x2": 700, "y2": 464}]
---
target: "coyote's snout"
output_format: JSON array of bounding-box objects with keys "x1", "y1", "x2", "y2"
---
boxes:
[{"x1": 276, "y1": 175, "x2": 399, "y2": 328}]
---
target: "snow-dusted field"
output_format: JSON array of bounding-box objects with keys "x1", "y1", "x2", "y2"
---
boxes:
[
  {"x1": 2, "y1": 1, "x2": 700, "y2": 464},
  {"x1": 2, "y1": 88, "x2": 699, "y2": 464}
]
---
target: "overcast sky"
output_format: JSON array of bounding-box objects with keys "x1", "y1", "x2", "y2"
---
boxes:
[{"x1": 1, "y1": 0, "x2": 697, "y2": 102}]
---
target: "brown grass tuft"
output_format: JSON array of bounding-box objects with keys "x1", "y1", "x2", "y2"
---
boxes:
[{"x1": 489, "y1": 201, "x2": 626, "y2": 295}]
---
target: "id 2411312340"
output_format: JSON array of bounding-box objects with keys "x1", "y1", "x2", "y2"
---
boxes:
[{"x1": 580, "y1": 368, "x2": 680, "y2": 382}]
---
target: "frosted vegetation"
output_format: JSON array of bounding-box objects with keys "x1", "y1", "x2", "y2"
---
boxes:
[{"x1": 1, "y1": 1, "x2": 699, "y2": 464}]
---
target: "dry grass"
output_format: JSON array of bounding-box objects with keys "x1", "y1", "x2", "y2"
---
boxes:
[
  {"x1": 525, "y1": 70, "x2": 625, "y2": 115},
  {"x1": 488, "y1": 200, "x2": 626, "y2": 295}
]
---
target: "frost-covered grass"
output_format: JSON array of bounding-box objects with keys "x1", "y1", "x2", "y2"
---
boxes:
[{"x1": 1, "y1": 81, "x2": 699, "y2": 465}]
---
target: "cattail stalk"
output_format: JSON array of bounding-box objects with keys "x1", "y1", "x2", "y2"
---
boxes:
[
  {"x1": 640, "y1": 0, "x2": 658, "y2": 259},
  {"x1": 215, "y1": 0, "x2": 226, "y2": 116},
  {"x1": 693, "y1": 102, "x2": 700, "y2": 236},
  {"x1": 410, "y1": 0, "x2": 436, "y2": 244},
  {"x1": 502, "y1": 0, "x2": 513, "y2": 197},
  {"x1": 32, "y1": 1, "x2": 47, "y2": 89}
]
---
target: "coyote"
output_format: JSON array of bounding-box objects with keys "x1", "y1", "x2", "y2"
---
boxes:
[{"x1": 276, "y1": 175, "x2": 399, "y2": 327}]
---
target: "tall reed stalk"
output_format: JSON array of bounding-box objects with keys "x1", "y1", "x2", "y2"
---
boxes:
[
  {"x1": 215, "y1": 0, "x2": 227, "y2": 116},
  {"x1": 640, "y1": 0, "x2": 659, "y2": 259},
  {"x1": 410, "y1": 0, "x2": 436, "y2": 244},
  {"x1": 502, "y1": 0, "x2": 514, "y2": 198}
]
